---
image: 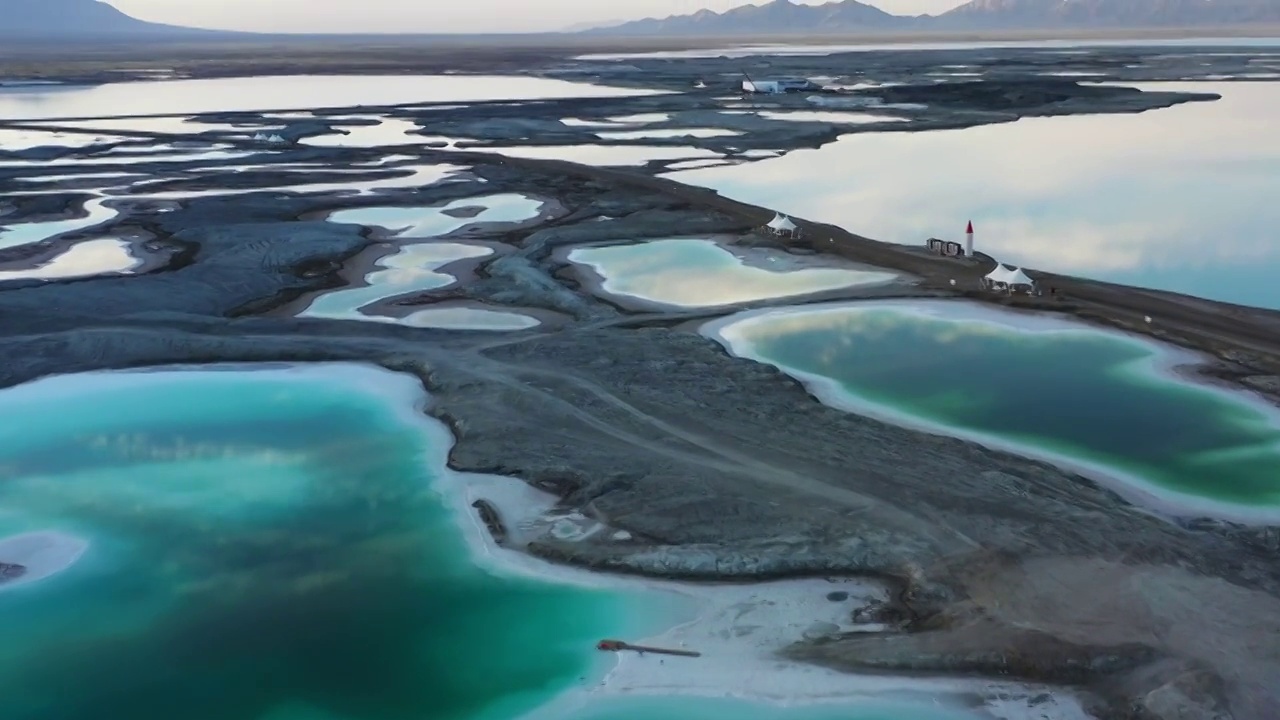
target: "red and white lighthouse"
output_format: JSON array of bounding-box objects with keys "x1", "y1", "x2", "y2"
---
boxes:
[{"x1": 965, "y1": 220, "x2": 974, "y2": 258}]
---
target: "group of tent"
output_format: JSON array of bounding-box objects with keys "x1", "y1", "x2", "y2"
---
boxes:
[
  {"x1": 983, "y1": 263, "x2": 1036, "y2": 292},
  {"x1": 764, "y1": 213, "x2": 800, "y2": 237}
]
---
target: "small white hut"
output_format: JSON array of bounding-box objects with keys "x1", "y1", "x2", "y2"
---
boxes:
[{"x1": 765, "y1": 213, "x2": 799, "y2": 238}]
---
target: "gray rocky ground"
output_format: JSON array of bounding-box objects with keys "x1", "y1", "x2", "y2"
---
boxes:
[{"x1": 2, "y1": 43, "x2": 1279, "y2": 720}]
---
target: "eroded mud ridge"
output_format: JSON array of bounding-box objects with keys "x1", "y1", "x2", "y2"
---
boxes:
[{"x1": 2, "y1": 45, "x2": 1280, "y2": 720}]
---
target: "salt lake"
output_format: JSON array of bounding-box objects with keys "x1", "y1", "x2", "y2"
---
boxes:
[
  {"x1": 0, "y1": 75, "x2": 667, "y2": 121},
  {"x1": 569, "y1": 238, "x2": 898, "y2": 309},
  {"x1": 0, "y1": 365, "x2": 657, "y2": 720},
  {"x1": 0, "y1": 237, "x2": 138, "y2": 281},
  {"x1": 325, "y1": 193, "x2": 544, "y2": 238},
  {"x1": 669, "y1": 81, "x2": 1280, "y2": 310},
  {"x1": 0, "y1": 364, "x2": 1004, "y2": 720},
  {"x1": 298, "y1": 242, "x2": 501, "y2": 325},
  {"x1": 707, "y1": 300, "x2": 1280, "y2": 520}
]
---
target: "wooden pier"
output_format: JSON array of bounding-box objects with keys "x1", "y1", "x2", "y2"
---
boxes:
[{"x1": 596, "y1": 639, "x2": 701, "y2": 658}]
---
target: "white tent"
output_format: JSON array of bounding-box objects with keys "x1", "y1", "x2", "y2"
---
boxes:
[
  {"x1": 1004, "y1": 267, "x2": 1035, "y2": 287},
  {"x1": 984, "y1": 264, "x2": 1014, "y2": 285},
  {"x1": 766, "y1": 213, "x2": 798, "y2": 235}
]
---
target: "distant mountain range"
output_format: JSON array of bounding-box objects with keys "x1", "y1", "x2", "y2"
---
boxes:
[
  {"x1": 0, "y1": 0, "x2": 228, "y2": 38},
  {"x1": 5, "y1": 0, "x2": 1278, "y2": 41},
  {"x1": 588, "y1": 0, "x2": 1280, "y2": 35}
]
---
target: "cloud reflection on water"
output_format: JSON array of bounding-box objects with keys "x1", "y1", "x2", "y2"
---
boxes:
[{"x1": 668, "y1": 82, "x2": 1280, "y2": 309}]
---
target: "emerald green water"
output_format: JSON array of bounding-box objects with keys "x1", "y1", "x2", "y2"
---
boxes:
[
  {"x1": 0, "y1": 365, "x2": 644, "y2": 720},
  {"x1": 714, "y1": 302, "x2": 1280, "y2": 513},
  {"x1": 0, "y1": 362, "x2": 1002, "y2": 720}
]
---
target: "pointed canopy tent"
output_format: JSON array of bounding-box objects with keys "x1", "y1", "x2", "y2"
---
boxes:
[
  {"x1": 1004, "y1": 267, "x2": 1035, "y2": 286},
  {"x1": 984, "y1": 264, "x2": 1014, "y2": 284},
  {"x1": 766, "y1": 213, "x2": 798, "y2": 235}
]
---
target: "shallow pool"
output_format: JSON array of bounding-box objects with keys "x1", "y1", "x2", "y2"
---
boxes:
[
  {"x1": 0, "y1": 196, "x2": 117, "y2": 251},
  {"x1": 0, "y1": 75, "x2": 668, "y2": 121},
  {"x1": 708, "y1": 300, "x2": 1280, "y2": 519},
  {"x1": 569, "y1": 238, "x2": 897, "y2": 308},
  {"x1": 0, "y1": 364, "x2": 662, "y2": 720},
  {"x1": 326, "y1": 193, "x2": 544, "y2": 237},
  {"x1": 299, "y1": 242, "x2": 491, "y2": 322},
  {"x1": 0, "y1": 238, "x2": 139, "y2": 281}
]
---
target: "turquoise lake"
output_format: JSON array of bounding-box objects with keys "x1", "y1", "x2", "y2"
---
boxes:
[
  {"x1": 0, "y1": 363, "x2": 987, "y2": 720},
  {"x1": 0, "y1": 365, "x2": 646, "y2": 720},
  {"x1": 669, "y1": 82, "x2": 1280, "y2": 310},
  {"x1": 711, "y1": 302, "x2": 1280, "y2": 517}
]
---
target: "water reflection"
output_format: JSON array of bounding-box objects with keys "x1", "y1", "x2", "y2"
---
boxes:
[
  {"x1": 460, "y1": 144, "x2": 721, "y2": 166},
  {"x1": 569, "y1": 238, "x2": 897, "y2": 308},
  {"x1": 399, "y1": 306, "x2": 541, "y2": 331},
  {"x1": 299, "y1": 243, "x2": 491, "y2": 323},
  {"x1": 712, "y1": 300, "x2": 1280, "y2": 518},
  {"x1": 0, "y1": 75, "x2": 668, "y2": 121},
  {"x1": 301, "y1": 118, "x2": 454, "y2": 148},
  {"x1": 669, "y1": 82, "x2": 1280, "y2": 309},
  {"x1": 596, "y1": 128, "x2": 741, "y2": 140},
  {"x1": 754, "y1": 111, "x2": 908, "y2": 124},
  {"x1": 0, "y1": 196, "x2": 116, "y2": 251},
  {"x1": 326, "y1": 193, "x2": 544, "y2": 237},
  {"x1": 0, "y1": 238, "x2": 138, "y2": 281},
  {"x1": 54, "y1": 117, "x2": 281, "y2": 135},
  {"x1": 0, "y1": 128, "x2": 123, "y2": 151}
]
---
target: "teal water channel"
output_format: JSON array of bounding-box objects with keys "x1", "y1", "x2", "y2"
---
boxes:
[
  {"x1": 0, "y1": 363, "x2": 995, "y2": 720},
  {"x1": 0, "y1": 365, "x2": 652, "y2": 720},
  {"x1": 710, "y1": 301, "x2": 1280, "y2": 516},
  {"x1": 569, "y1": 238, "x2": 896, "y2": 309}
]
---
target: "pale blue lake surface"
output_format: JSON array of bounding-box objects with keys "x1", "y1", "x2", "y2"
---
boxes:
[
  {"x1": 669, "y1": 82, "x2": 1280, "y2": 310},
  {"x1": 570, "y1": 237, "x2": 897, "y2": 308},
  {"x1": 0, "y1": 75, "x2": 666, "y2": 121}
]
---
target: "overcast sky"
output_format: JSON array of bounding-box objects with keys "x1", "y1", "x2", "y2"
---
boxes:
[{"x1": 106, "y1": 0, "x2": 969, "y2": 34}]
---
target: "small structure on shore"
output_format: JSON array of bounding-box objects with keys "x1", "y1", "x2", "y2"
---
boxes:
[
  {"x1": 926, "y1": 220, "x2": 976, "y2": 259},
  {"x1": 926, "y1": 237, "x2": 965, "y2": 257},
  {"x1": 597, "y1": 639, "x2": 701, "y2": 658},
  {"x1": 983, "y1": 263, "x2": 1037, "y2": 294},
  {"x1": 765, "y1": 213, "x2": 800, "y2": 239}
]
